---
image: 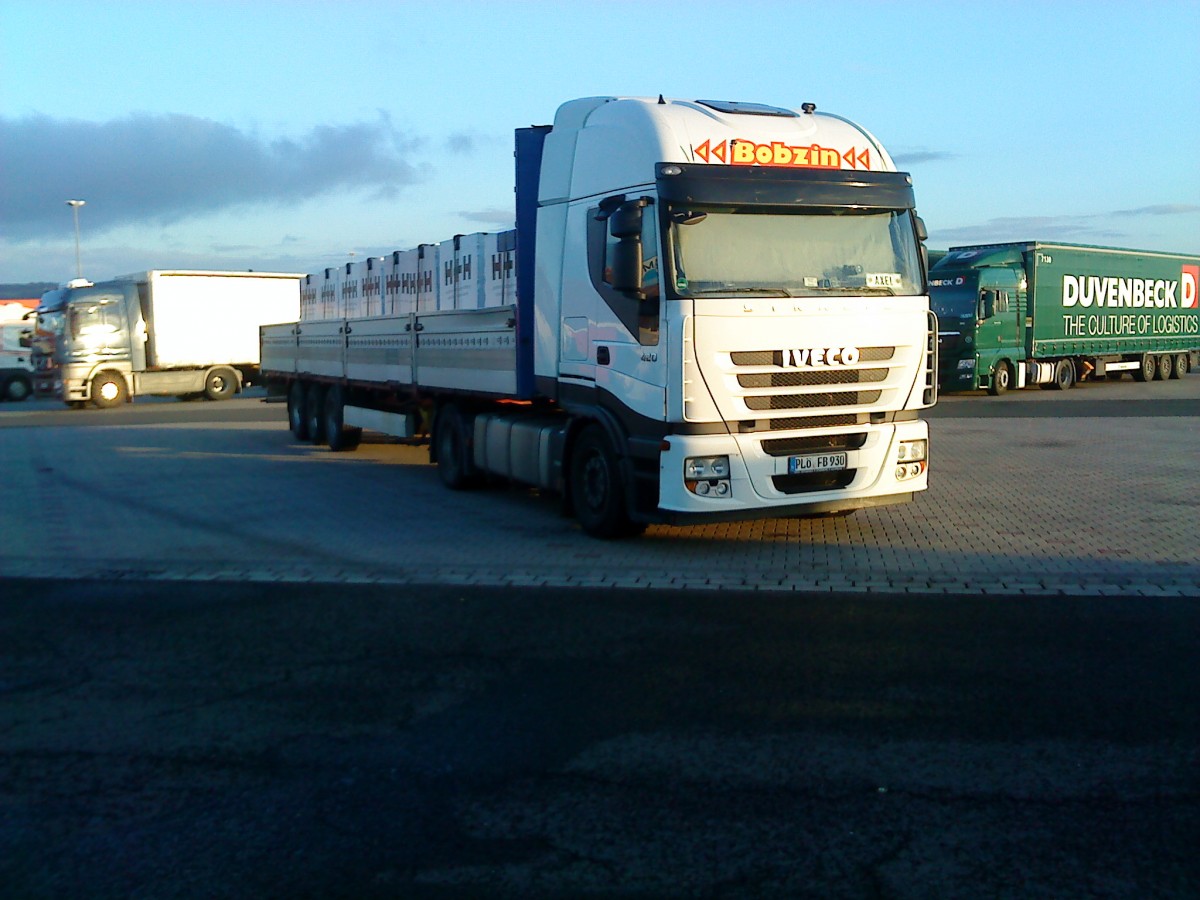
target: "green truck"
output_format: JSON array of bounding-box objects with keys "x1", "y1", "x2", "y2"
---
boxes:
[{"x1": 931, "y1": 242, "x2": 1200, "y2": 393}]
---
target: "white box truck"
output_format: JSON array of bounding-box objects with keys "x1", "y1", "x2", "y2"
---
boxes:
[
  {"x1": 262, "y1": 96, "x2": 936, "y2": 537},
  {"x1": 0, "y1": 319, "x2": 35, "y2": 402},
  {"x1": 51, "y1": 270, "x2": 301, "y2": 407}
]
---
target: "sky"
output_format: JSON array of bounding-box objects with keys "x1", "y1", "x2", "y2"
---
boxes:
[{"x1": 1, "y1": 0, "x2": 1198, "y2": 285}]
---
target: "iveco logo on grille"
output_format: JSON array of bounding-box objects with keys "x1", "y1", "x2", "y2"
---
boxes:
[{"x1": 777, "y1": 347, "x2": 860, "y2": 367}]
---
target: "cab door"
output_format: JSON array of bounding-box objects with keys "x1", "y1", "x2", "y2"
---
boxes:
[{"x1": 975, "y1": 267, "x2": 1021, "y2": 384}]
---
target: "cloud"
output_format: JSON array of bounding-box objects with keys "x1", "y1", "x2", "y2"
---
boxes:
[
  {"x1": 459, "y1": 207, "x2": 515, "y2": 227},
  {"x1": 930, "y1": 215, "x2": 1126, "y2": 246},
  {"x1": 891, "y1": 149, "x2": 957, "y2": 166},
  {"x1": 1112, "y1": 204, "x2": 1200, "y2": 217},
  {"x1": 0, "y1": 112, "x2": 423, "y2": 241}
]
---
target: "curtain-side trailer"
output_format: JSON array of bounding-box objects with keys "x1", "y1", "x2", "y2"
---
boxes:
[{"x1": 933, "y1": 242, "x2": 1199, "y2": 393}]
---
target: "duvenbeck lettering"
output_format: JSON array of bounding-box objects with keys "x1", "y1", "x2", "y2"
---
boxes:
[{"x1": 1062, "y1": 274, "x2": 1179, "y2": 309}]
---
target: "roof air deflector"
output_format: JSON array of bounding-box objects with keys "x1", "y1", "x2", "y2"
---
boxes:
[{"x1": 696, "y1": 99, "x2": 797, "y2": 118}]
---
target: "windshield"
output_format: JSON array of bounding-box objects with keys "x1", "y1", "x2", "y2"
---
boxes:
[
  {"x1": 63, "y1": 287, "x2": 130, "y2": 358},
  {"x1": 929, "y1": 273, "x2": 980, "y2": 319},
  {"x1": 669, "y1": 206, "x2": 924, "y2": 299}
]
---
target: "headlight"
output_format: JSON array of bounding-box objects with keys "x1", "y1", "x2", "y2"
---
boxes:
[
  {"x1": 685, "y1": 456, "x2": 730, "y2": 479},
  {"x1": 957, "y1": 358, "x2": 975, "y2": 370},
  {"x1": 897, "y1": 439, "x2": 927, "y2": 463}
]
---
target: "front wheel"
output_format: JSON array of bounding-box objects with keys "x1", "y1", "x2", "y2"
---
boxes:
[
  {"x1": 987, "y1": 361, "x2": 1011, "y2": 396},
  {"x1": 569, "y1": 425, "x2": 641, "y2": 539},
  {"x1": 3, "y1": 375, "x2": 32, "y2": 402},
  {"x1": 91, "y1": 371, "x2": 128, "y2": 408}
]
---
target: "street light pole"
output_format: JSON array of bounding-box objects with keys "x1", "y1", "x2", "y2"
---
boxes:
[{"x1": 66, "y1": 199, "x2": 85, "y2": 279}]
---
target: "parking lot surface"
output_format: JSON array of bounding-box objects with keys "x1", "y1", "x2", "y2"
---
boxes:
[{"x1": 0, "y1": 376, "x2": 1197, "y2": 595}]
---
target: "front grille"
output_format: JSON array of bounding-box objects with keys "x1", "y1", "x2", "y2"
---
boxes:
[
  {"x1": 772, "y1": 471, "x2": 857, "y2": 494},
  {"x1": 737, "y1": 368, "x2": 888, "y2": 389},
  {"x1": 746, "y1": 391, "x2": 882, "y2": 410},
  {"x1": 730, "y1": 345, "x2": 896, "y2": 418},
  {"x1": 767, "y1": 414, "x2": 862, "y2": 430},
  {"x1": 760, "y1": 432, "x2": 868, "y2": 457}
]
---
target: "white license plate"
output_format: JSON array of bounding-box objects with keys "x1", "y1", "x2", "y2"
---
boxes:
[{"x1": 788, "y1": 452, "x2": 848, "y2": 474}]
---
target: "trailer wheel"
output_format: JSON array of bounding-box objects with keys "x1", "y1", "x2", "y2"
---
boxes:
[
  {"x1": 1050, "y1": 359, "x2": 1074, "y2": 391},
  {"x1": 305, "y1": 384, "x2": 327, "y2": 445},
  {"x1": 91, "y1": 370, "x2": 128, "y2": 408},
  {"x1": 987, "y1": 361, "x2": 1011, "y2": 396},
  {"x1": 323, "y1": 385, "x2": 362, "y2": 452},
  {"x1": 204, "y1": 367, "x2": 238, "y2": 400},
  {"x1": 569, "y1": 425, "x2": 640, "y2": 539},
  {"x1": 434, "y1": 405, "x2": 476, "y2": 489},
  {"x1": 3, "y1": 375, "x2": 32, "y2": 402},
  {"x1": 1154, "y1": 354, "x2": 1172, "y2": 382},
  {"x1": 1134, "y1": 354, "x2": 1156, "y2": 382},
  {"x1": 287, "y1": 381, "x2": 309, "y2": 441},
  {"x1": 1173, "y1": 353, "x2": 1189, "y2": 378}
]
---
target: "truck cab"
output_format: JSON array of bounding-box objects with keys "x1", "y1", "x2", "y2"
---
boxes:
[
  {"x1": 931, "y1": 246, "x2": 1027, "y2": 393},
  {"x1": 535, "y1": 97, "x2": 935, "y2": 523}
]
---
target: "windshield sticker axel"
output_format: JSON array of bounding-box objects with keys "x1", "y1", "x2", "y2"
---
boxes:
[{"x1": 691, "y1": 139, "x2": 872, "y2": 170}]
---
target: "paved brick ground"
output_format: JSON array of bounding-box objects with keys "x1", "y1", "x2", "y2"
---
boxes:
[{"x1": 2, "y1": 395, "x2": 1196, "y2": 595}]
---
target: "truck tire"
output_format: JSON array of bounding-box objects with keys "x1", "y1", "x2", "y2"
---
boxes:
[
  {"x1": 323, "y1": 385, "x2": 362, "y2": 452},
  {"x1": 569, "y1": 425, "x2": 641, "y2": 539},
  {"x1": 287, "y1": 381, "x2": 309, "y2": 441},
  {"x1": 1134, "y1": 354, "x2": 1156, "y2": 382},
  {"x1": 434, "y1": 404, "x2": 477, "y2": 489},
  {"x1": 91, "y1": 371, "x2": 128, "y2": 408},
  {"x1": 1155, "y1": 354, "x2": 1172, "y2": 381},
  {"x1": 3, "y1": 375, "x2": 32, "y2": 402},
  {"x1": 1050, "y1": 359, "x2": 1074, "y2": 391},
  {"x1": 204, "y1": 367, "x2": 238, "y2": 400},
  {"x1": 1172, "y1": 353, "x2": 1189, "y2": 378},
  {"x1": 987, "y1": 361, "x2": 1011, "y2": 396},
  {"x1": 306, "y1": 384, "x2": 327, "y2": 445}
]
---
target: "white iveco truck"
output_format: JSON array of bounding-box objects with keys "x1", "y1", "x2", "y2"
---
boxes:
[{"x1": 262, "y1": 96, "x2": 936, "y2": 537}]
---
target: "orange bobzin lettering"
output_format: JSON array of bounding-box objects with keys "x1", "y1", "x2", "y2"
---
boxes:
[{"x1": 729, "y1": 139, "x2": 845, "y2": 169}]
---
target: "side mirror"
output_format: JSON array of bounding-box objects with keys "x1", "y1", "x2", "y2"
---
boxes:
[
  {"x1": 609, "y1": 199, "x2": 648, "y2": 293},
  {"x1": 609, "y1": 201, "x2": 644, "y2": 239},
  {"x1": 914, "y1": 215, "x2": 928, "y2": 243}
]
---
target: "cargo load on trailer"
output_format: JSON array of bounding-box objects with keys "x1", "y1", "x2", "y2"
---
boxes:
[
  {"x1": 932, "y1": 242, "x2": 1199, "y2": 393},
  {"x1": 44, "y1": 271, "x2": 301, "y2": 407},
  {"x1": 261, "y1": 96, "x2": 937, "y2": 537}
]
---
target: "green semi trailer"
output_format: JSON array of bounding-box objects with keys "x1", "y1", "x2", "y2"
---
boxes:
[{"x1": 932, "y1": 242, "x2": 1199, "y2": 393}]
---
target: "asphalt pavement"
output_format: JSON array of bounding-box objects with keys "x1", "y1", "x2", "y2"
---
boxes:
[{"x1": 1, "y1": 577, "x2": 1197, "y2": 899}]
